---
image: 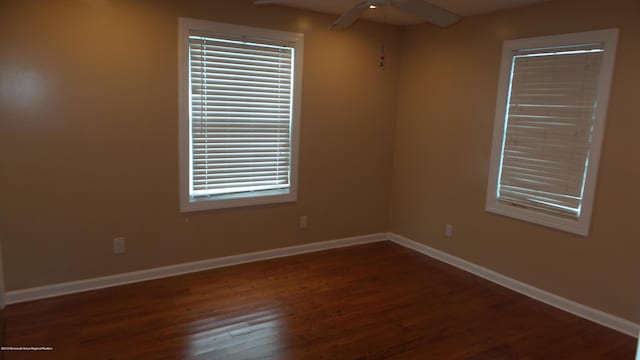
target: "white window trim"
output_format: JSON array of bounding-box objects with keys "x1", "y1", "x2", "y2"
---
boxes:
[
  {"x1": 486, "y1": 29, "x2": 619, "y2": 236},
  {"x1": 178, "y1": 18, "x2": 303, "y2": 212}
]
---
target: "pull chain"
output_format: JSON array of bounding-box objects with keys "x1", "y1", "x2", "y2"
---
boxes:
[{"x1": 379, "y1": 0, "x2": 389, "y2": 69}]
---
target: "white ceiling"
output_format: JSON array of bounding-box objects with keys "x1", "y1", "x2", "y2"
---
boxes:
[{"x1": 255, "y1": 0, "x2": 551, "y2": 26}]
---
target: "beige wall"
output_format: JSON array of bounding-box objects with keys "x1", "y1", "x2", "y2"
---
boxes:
[
  {"x1": 1, "y1": 0, "x2": 638, "y2": 325},
  {"x1": 0, "y1": 0, "x2": 400, "y2": 290},
  {"x1": 390, "y1": 0, "x2": 640, "y2": 322}
]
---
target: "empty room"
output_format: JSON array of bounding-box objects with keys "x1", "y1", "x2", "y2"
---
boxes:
[{"x1": 0, "y1": 0, "x2": 639, "y2": 358}]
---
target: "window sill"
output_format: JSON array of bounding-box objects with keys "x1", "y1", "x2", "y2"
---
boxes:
[
  {"x1": 180, "y1": 188, "x2": 296, "y2": 212},
  {"x1": 485, "y1": 201, "x2": 589, "y2": 236}
]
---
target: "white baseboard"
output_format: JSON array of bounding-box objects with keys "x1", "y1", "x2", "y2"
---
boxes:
[
  {"x1": 5, "y1": 233, "x2": 388, "y2": 305},
  {"x1": 6, "y1": 231, "x2": 638, "y2": 339},
  {"x1": 388, "y1": 232, "x2": 639, "y2": 338}
]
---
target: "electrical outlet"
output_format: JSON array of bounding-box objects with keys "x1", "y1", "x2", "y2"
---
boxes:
[
  {"x1": 445, "y1": 224, "x2": 453, "y2": 238},
  {"x1": 113, "y1": 237, "x2": 126, "y2": 255},
  {"x1": 299, "y1": 216, "x2": 308, "y2": 229}
]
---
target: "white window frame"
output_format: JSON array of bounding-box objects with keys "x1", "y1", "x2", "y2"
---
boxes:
[
  {"x1": 486, "y1": 29, "x2": 619, "y2": 236},
  {"x1": 178, "y1": 18, "x2": 303, "y2": 212}
]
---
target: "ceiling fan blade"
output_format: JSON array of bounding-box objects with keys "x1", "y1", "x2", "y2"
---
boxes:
[
  {"x1": 391, "y1": 0, "x2": 460, "y2": 27},
  {"x1": 253, "y1": 0, "x2": 279, "y2": 4},
  {"x1": 330, "y1": 1, "x2": 369, "y2": 30}
]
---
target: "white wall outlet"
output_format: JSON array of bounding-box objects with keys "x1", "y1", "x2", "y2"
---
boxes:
[
  {"x1": 299, "y1": 216, "x2": 308, "y2": 229},
  {"x1": 445, "y1": 224, "x2": 453, "y2": 238},
  {"x1": 113, "y1": 237, "x2": 126, "y2": 255}
]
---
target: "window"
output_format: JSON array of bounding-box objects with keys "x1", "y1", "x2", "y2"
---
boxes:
[
  {"x1": 178, "y1": 18, "x2": 303, "y2": 212},
  {"x1": 486, "y1": 29, "x2": 619, "y2": 236}
]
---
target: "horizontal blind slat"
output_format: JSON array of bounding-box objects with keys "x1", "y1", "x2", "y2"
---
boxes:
[
  {"x1": 498, "y1": 47, "x2": 604, "y2": 218},
  {"x1": 189, "y1": 32, "x2": 294, "y2": 198}
]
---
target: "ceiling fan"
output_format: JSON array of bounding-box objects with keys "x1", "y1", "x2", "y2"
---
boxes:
[{"x1": 253, "y1": 0, "x2": 461, "y2": 30}]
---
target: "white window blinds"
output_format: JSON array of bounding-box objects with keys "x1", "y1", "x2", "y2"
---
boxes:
[
  {"x1": 498, "y1": 45, "x2": 604, "y2": 218},
  {"x1": 188, "y1": 33, "x2": 295, "y2": 200}
]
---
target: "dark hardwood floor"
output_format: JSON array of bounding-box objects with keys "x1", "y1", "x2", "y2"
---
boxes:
[{"x1": 0, "y1": 241, "x2": 636, "y2": 359}]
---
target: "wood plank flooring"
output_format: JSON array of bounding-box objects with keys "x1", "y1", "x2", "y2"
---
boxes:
[{"x1": 0, "y1": 241, "x2": 636, "y2": 359}]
